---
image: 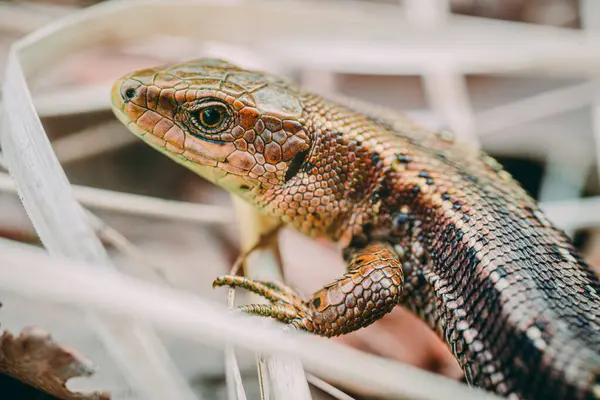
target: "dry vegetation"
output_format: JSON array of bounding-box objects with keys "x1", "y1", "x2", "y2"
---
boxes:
[{"x1": 0, "y1": 1, "x2": 598, "y2": 399}]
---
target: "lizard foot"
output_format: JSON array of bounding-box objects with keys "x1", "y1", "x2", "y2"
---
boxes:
[
  {"x1": 213, "y1": 242, "x2": 405, "y2": 337},
  {"x1": 212, "y1": 275, "x2": 317, "y2": 332}
]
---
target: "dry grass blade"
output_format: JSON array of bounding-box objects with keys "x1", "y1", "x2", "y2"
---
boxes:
[
  {"x1": 404, "y1": 0, "x2": 479, "y2": 148},
  {"x1": 539, "y1": 196, "x2": 600, "y2": 231},
  {"x1": 0, "y1": 238, "x2": 502, "y2": 400},
  {"x1": 1, "y1": 47, "x2": 196, "y2": 400},
  {"x1": 85, "y1": 211, "x2": 171, "y2": 283},
  {"x1": 223, "y1": 220, "x2": 282, "y2": 400},
  {"x1": 0, "y1": 171, "x2": 233, "y2": 225},
  {"x1": 306, "y1": 374, "x2": 355, "y2": 400},
  {"x1": 225, "y1": 245, "x2": 248, "y2": 400},
  {"x1": 51, "y1": 120, "x2": 138, "y2": 164},
  {"x1": 33, "y1": 84, "x2": 112, "y2": 117},
  {"x1": 0, "y1": 2, "x2": 75, "y2": 33},
  {"x1": 0, "y1": 326, "x2": 110, "y2": 400},
  {"x1": 0, "y1": 149, "x2": 172, "y2": 284},
  {"x1": 12, "y1": 1, "x2": 600, "y2": 78},
  {"x1": 231, "y1": 197, "x2": 312, "y2": 400},
  {"x1": 475, "y1": 82, "x2": 599, "y2": 136},
  {"x1": 225, "y1": 345, "x2": 248, "y2": 400}
]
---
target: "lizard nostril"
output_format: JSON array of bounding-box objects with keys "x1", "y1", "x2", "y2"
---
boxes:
[{"x1": 120, "y1": 80, "x2": 140, "y2": 102}]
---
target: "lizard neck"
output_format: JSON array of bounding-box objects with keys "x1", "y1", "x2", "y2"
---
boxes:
[{"x1": 258, "y1": 94, "x2": 393, "y2": 245}]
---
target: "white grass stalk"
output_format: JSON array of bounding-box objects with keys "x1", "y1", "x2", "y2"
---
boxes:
[
  {"x1": 51, "y1": 120, "x2": 138, "y2": 164},
  {"x1": 33, "y1": 83, "x2": 113, "y2": 117},
  {"x1": 225, "y1": 345, "x2": 248, "y2": 400},
  {"x1": 306, "y1": 373, "x2": 355, "y2": 400},
  {"x1": 225, "y1": 254, "x2": 248, "y2": 400},
  {"x1": 85, "y1": 211, "x2": 172, "y2": 283},
  {"x1": 0, "y1": 238, "x2": 502, "y2": 400},
  {"x1": 475, "y1": 82, "x2": 599, "y2": 136},
  {"x1": 9, "y1": 0, "x2": 600, "y2": 79},
  {"x1": 404, "y1": 0, "x2": 479, "y2": 148},
  {"x1": 579, "y1": 0, "x2": 600, "y2": 186},
  {"x1": 1, "y1": 50, "x2": 196, "y2": 400},
  {"x1": 0, "y1": 172, "x2": 233, "y2": 225},
  {"x1": 0, "y1": 2, "x2": 75, "y2": 34},
  {"x1": 232, "y1": 197, "x2": 311, "y2": 400}
]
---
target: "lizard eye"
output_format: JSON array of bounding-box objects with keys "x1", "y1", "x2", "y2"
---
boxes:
[
  {"x1": 188, "y1": 100, "x2": 232, "y2": 133},
  {"x1": 200, "y1": 107, "x2": 223, "y2": 128}
]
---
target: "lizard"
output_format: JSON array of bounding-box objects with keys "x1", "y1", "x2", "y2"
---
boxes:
[{"x1": 110, "y1": 58, "x2": 600, "y2": 400}]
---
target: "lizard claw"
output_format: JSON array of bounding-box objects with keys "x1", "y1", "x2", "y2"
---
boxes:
[{"x1": 212, "y1": 275, "x2": 314, "y2": 331}]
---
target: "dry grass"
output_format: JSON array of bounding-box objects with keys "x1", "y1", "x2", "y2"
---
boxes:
[{"x1": 1, "y1": 1, "x2": 600, "y2": 399}]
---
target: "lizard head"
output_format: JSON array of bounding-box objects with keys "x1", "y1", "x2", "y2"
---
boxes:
[
  {"x1": 111, "y1": 58, "x2": 331, "y2": 232},
  {"x1": 111, "y1": 58, "x2": 310, "y2": 193},
  {"x1": 112, "y1": 58, "x2": 390, "y2": 241}
]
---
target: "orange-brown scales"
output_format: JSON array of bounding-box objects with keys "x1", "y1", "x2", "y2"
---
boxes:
[{"x1": 112, "y1": 59, "x2": 600, "y2": 400}]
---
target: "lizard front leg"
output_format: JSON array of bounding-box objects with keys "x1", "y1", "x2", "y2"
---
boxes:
[{"x1": 213, "y1": 241, "x2": 404, "y2": 337}]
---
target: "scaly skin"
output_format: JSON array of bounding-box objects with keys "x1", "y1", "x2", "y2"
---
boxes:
[{"x1": 111, "y1": 59, "x2": 600, "y2": 400}]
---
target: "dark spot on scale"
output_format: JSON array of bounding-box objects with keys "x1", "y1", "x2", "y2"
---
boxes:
[
  {"x1": 441, "y1": 192, "x2": 451, "y2": 200},
  {"x1": 534, "y1": 320, "x2": 548, "y2": 331},
  {"x1": 393, "y1": 213, "x2": 409, "y2": 231},
  {"x1": 455, "y1": 229, "x2": 464, "y2": 242},
  {"x1": 395, "y1": 214, "x2": 408, "y2": 223},
  {"x1": 311, "y1": 212, "x2": 320, "y2": 220},
  {"x1": 302, "y1": 160, "x2": 315, "y2": 172},
  {"x1": 285, "y1": 149, "x2": 308, "y2": 182},
  {"x1": 426, "y1": 178, "x2": 435, "y2": 185},
  {"x1": 378, "y1": 184, "x2": 390, "y2": 198},
  {"x1": 239, "y1": 185, "x2": 250, "y2": 191},
  {"x1": 419, "y1": 171, "x2": 430, "y2": 178},
  {"x1": 371, "y1": 153, "x2": 380, "y2": 165},
  {"x1": 466, "y1": 175, "x2": 479, "y2": 183},
  {"x1": 372, "y1": 193, "x2": 380, "y2": 202},
  {"x1": 396, "y1": 154, "x2": 412, "y2": 163},
  {"x1": 413, "y1": 185, "x2": 421, "y2": 193},
  {"x1": 417, "y1": 273, "x2": 427, "y2": 287},
  {"x1": 312, "y1": 298, "x2": 321, "y2": 308}
]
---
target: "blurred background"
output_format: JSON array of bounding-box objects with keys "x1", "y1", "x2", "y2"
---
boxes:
[{"x1": 1, "y1": 0, "x2": 599, "y2": 399}]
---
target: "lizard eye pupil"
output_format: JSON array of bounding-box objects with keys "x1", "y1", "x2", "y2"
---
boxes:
[
  {"x1": 199, "y1": 107, "x2": 223, "y2": 128},
  {"x1": 186, "y1": 100, "x2": 231, "y2": 134},
  {"x1": 124, "y1": 88, "x2": 136, "y2": 100}
]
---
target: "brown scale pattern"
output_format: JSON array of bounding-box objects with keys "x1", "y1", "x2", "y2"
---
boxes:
[{"x1": 112, "y1": 59, "x2": 600, "y2": 400}]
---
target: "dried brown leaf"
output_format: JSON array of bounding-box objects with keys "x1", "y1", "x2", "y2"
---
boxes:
[{"x1": 0, "y1": 326, "x2": 110, "y2": 400}]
